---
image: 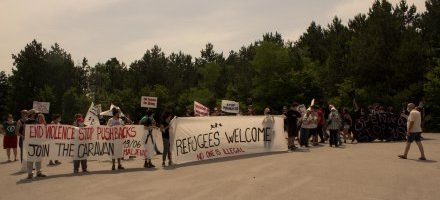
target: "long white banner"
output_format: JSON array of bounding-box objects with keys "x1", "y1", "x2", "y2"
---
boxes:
[
  {"x1": 24, "y1": 124, "x2": 160, "y2": 161},
  {"x1": 170, "y1": 116, "x2": 287, "y2": 164}
]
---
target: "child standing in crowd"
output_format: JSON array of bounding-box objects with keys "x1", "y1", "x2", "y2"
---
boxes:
[
  {"x1": 73, "y1": 114, "x2": 88, "y2": 173},
  {"x1": 26, "y1": 109, "x2": 46, "y2": 179},
  {"x1": 49, "y1": 114, "x2": 62, "y2": 166},
  {"x1": 328, "y1": 106, "x2": 341, "y2": 147},
  {"x1": 107, "y1": 108, "x2": 125, "y2": 170},
  {"x1": 160, "y1": 111, "x2": 173, "y2": 166},
  {"x1": 139, "y1": 109, "x2": 157, "y2": 168},
  {"x1": 2, "y1": 114, "x2": 18, "y2": 162}
]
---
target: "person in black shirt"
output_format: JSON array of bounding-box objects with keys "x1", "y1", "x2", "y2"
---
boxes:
[
  {"x1": 2, "y1": 114, "x2": 17, "y2": 162},
  {"x1": 286, "y1": 102, "x2": 301, "y2": 151},
  {"x1": 160, "y1": 111, "x2": 173, "y2": 166}
]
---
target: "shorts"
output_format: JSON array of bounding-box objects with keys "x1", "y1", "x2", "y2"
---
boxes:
[
  {"x1": 407, "y1": 132, "x2": 422, "y2": 143},
  {"x1": 3, "y1": 135, "x2": 18, "y2": 149},
  {"x1": 287, "y1": 126, "x2": 298, "y2": 138}
]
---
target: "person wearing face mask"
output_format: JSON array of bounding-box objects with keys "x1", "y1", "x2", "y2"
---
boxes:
[{"x1": 398, "y1": 103, "x2": 426, "y2": 160}]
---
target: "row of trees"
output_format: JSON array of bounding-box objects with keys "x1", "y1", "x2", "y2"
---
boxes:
[{"x1": 0, "y1": 0, "x2": 439, "y2": 130}]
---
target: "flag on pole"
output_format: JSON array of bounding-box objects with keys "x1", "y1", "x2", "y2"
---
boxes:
[
  {"x1": 100, "y1": 104, "x2": 125, "y2": 117},
  {"x1": 194, "y1": 101, "x2": 210, "y2": 117},
  {"x1": 84, "y1": 102, "x2": 101, "y2": 126}
]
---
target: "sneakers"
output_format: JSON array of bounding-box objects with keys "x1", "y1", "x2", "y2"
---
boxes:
[
  {"x1": 36, "y1": 172, "x2": 46, "y2": 178},
  {"x1": 117, "y1": 165, "x2": 125, "y2": 170},
  {"x1": 144, "y1": 160, "x2": 155, "y2": 168},
  {"x1": 27, "y1": 174, "x2": 33, "y2": 179}
]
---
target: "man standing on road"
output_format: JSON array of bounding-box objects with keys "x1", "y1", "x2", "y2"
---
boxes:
[{"x1": 398, "y1": 103, "x2": 427, "y2": 160}]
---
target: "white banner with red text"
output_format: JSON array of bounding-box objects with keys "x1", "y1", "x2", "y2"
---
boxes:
[
  {"x1": 170, "y1": 116, "x2": 287, "y2": 164},
  {"x1": 24, "y1": 124, "x2": 161, "y2": 162}
]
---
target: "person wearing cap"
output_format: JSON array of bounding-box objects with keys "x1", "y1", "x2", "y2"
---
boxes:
[
  {"x1": 327, "y1": 106, "x2": 342, "y2": 147},
  {"x1": 107, "y1": 108, "x2": 125, "y2": 170},
  {"x1": 73, "y1": 113, "x2": 88, "y2": 173},
  {"x1": 26, "y1": 109, "x2": 47, "y2": 179},
  {"x1": 15, "y1": 110, "x2": 28, "y2": 163},
  {"x1": 398, "y1": 103, "x2": 427, "y2": 160}
]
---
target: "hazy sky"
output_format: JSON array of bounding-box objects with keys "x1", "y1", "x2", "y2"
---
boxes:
[{"x1": 0, "y1": 0, "x2": 426, "y2": 74}]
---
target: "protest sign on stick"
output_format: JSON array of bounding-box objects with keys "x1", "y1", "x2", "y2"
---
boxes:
[
  {"x1": 84, "y1": 102, "x2": 101, "y2": 126},
  {"x1": 141, "y1": 96, "x2": 158, "y2": 108},
  {"x1": 33, "y1": 101, "x2": 50, "y2": 113},
  {"x1": 221, "y1": 100, "x2": 239, "y2": 114}
]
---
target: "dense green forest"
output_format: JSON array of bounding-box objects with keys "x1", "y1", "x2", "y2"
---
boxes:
[{"x1": 0, "y1": 0, "x2": 439, "y2": 130}]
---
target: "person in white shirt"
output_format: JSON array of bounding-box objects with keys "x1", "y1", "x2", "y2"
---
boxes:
[
  {"x1": 398, "y1": 103, "x2": 426, "y2": 160},
  {"x1": 107, "y1": 108, "x2": 125, "y2": 170}
]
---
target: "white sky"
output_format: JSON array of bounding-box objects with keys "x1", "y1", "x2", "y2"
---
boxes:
[{"x1": 0, "y1": 0, "x2": 426, "y2": 74}]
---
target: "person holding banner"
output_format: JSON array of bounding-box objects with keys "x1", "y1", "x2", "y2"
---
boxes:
[
  {"x1": 48, "y1": 114, "x2": 62, "y2": 166},
  {"x1": 15, "y1": 110, "x2": 28, "y2": 163},
  {"x1": 73, "y1": 114, "x2": 88, "y2": 173},
  {"x1": 107, "y1": 108, "x2": 125, "y2": 170},
  {"x1": 2, "y1": 114, "x2": 18, "y2": 162},
  {"x1": 26, "y1": 109, "x2": 46, "y2": 179},
  {"x1": 160, "y1": 111, "x2": 173, "y2": 166},
  {"x1": 139, "y1": 110, "x2": 157, "y2": 168}
]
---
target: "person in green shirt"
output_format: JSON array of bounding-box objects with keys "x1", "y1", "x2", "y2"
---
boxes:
[{"x1": 2, "y1": 114, "x2": 18, "y2": 162}]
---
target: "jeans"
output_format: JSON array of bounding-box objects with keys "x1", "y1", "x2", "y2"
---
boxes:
[
  {"x1": 27, "y1": 161, "x2": 41, "y2": 175},
  {"x1": 162, "y1": 138, "x2": 171, "y2": 162},
  {"x1": 300, "y1": 128, "x2": 310, "y2": 147},
  {"x1": 329, "y1": 129, "x2": 339, "y2": 147},
  {"x1": 73, "y1": 160, "x2": 87, "y2": 172},
  {"x1": 19, "y1": 137, "x2": 24, "y2": 163}
]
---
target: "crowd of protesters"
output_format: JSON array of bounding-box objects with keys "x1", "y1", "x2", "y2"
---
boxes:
[{"x1": 0, "y1": 99, "x2": 426, "y2": 179}]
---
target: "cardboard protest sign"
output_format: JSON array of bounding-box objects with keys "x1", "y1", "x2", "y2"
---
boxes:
[
  {"x1": 84, "y1": 103, "x2": 101, "y2": 126},
  {"x1": 141, "y1": 96, "x2": 158, "y2": 108},
  {"x1": 170, "y1": 116, "x2": 286, "y2": 164},
  {"x1": 24, "y1": 124, "x2": 153, "y2": 161},
  {"x1": 194, "y1": 101, "x2": 210, "y2": 117},
  {"x1": 32, "y1": 101, "x2": 50, "y2": 114},
  {"x1": 221, "y1": 100, "x2": 239, "y2": 114}
]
